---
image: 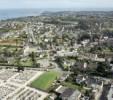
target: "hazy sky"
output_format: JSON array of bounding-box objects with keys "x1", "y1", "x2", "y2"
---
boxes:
[{"x1": 0, "y1": 0, "x2": 113, "y2": 9}]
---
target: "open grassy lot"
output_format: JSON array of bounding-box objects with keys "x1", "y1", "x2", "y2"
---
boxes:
[
  {"x1": 62, "y1": 82, "x2": 84, "y2": 91},
  {"x1": 30, "y1": 71, "x2": 60, "y2": 91},
  {"x1": 62, "y1": 82, "x2": 86, "y2": 93},
  {"x1": 0, "y1": 28, "x2": 10, "y2": 33},
  {"x1": 20, "y1": 58, "x2": 33, "y2": 67},
  {"x1": 0, "y1": 39, "x2": 22, "y2": 46}
]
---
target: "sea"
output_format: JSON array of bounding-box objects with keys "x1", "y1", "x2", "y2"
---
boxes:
[
  {"x1": 0, "y1": 8, "x2": 70, "y2": 20},
  {"x1": 0, "y1": 8, "x2": 113, "y2": 20},
  {"x1": 0, "y1": 9, "x2": 43, "y2": 20}
]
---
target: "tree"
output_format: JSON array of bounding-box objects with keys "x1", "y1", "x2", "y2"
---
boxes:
[
  {"x1": 96, "y1": 62, "x2": 109, "y2": 73},
  {"x1": 30, "y1": 52, "x2": 37, "y2": 67},
  {"x1": 78, "y1": 20, "x2": 89, "y2": 30},
  {"x1": 15, "y1": 57, "x2": 24, "y2": 72}
]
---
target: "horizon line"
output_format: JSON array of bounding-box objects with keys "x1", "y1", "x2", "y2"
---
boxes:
[{"x1": 0, "y1": 7, "x2": 113, "y2": 11}]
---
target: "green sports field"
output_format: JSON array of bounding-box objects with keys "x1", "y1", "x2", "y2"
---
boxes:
[{"x1": 30, "y1": 71, "x2": 60, "y2": 91}]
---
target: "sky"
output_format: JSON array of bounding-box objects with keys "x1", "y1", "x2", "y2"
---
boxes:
[{"x1": 0, "y1": 0, "x2": 113, "y2": 10}]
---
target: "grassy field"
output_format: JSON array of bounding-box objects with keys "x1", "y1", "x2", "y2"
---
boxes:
[
  {"x1": 0, "y1": 38, "x2": 22, "y2": 46},
  {"x1": 62, "y1": 82, "x2": 83, "y2": 91},
  {"x1": 30, "y1": 71, "x2": 60, "y2": 91},
  {"x1": 20, "y1": 58, "x2": 33, "y2": 67}
]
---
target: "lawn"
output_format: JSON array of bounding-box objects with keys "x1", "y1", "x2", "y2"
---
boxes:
[
  {"x1": 62, "y1": 82, "x2": 83, "y2": 91},
  {"x1": 0, "y1": 28, "x2": 10, "y2": 33},
  {"x1": 30, "y1": 71, "x2": 60, "y2": 91},
  {"x1": 20, "y1": 58, "x2": 33, "y2": 67}
]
